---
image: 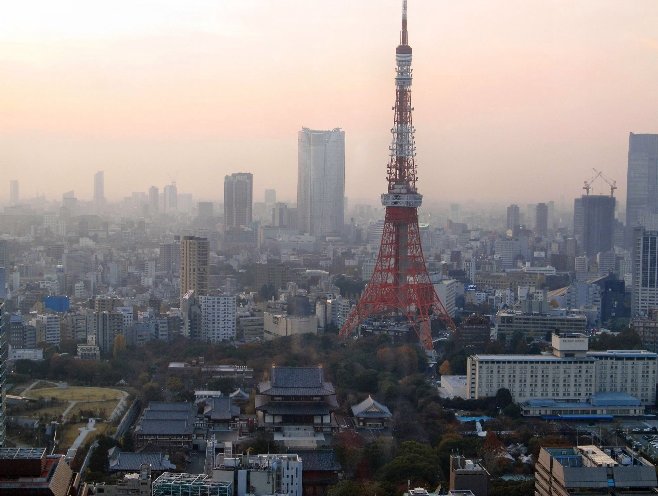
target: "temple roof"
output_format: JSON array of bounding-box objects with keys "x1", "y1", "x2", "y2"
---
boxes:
[
  {"x1": 259, "y1": 366, "x2": 335, "y2": 396},
  {"x1": 351, "y1": 395, "x2": 392, "y2": 418}
]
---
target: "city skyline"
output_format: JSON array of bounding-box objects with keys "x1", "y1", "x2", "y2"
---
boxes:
[{"x1": 2, "y1": 1, "x2": 658, "y2": 204}]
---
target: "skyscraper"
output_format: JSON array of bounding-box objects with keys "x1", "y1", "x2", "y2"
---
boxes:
[
  {"x1": 163, "y1": 183, "x2": 178, "y2": 213},
  {"x1": 9, "y1": 180, "x2": 18, "y2": 205},
  {"x1": 632, "y1": 227, "x2": 658, "y2": 317},
  {"x1": 94, "y1": 170, "x2": 105, "y2": 205},
  {"x1": 264, "y1": 189, "x2": 276, "y2": 206},
  {"x1": 574, "y1": 195, "x2": 615, "y2": 257},
  {"x1": 180, "y1": 236, "x2": 209, "y2": 301},
  {"x1": 535, "y1": 203, "x2": 548, "y2": 237},
  {"x1": 148, "y1": 186, "x2": 159, "y2": 214},
  {"x1": 297, "y1": 128, "x2": 345, "y2": 237},
  {"x1": 224, "y1": 173, "x2": 253, "y2": 230},
  {"x1": 506, "y1": 204, "x2": 520, "y2": 235},
  {"x1": 626, "y1": 133, "x2": 658, "y2": 235}
]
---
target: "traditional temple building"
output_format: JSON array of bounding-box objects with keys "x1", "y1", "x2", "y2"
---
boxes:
[
  {"x1": 351, "y1": 395, "x2": 392, "y2": 429},
  {"x1": 256, "y1": 366, "x2": 337, "y2": 432}
]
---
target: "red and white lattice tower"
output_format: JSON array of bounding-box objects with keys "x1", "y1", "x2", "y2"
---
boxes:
[{"x1": 339, "y1": 0, "x2": 455, "y2": 351}]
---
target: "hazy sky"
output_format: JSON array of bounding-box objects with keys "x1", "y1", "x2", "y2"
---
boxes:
[{"x1": 2, "y1": 0, "x2": 657, "y2": 205}]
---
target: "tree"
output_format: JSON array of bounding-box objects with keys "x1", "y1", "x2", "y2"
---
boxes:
[
  {"x1": 166, "y1": 376, "x2": 184, "y2": 393},
  {"x1": 378, "y1": 441, "x2": 442, "y2": 489},
  {"x1": 113, "y1": 334, "x2": 127, "y2": 359},
  {"x1": 142, "y1": 382, "x2": 163, "y2": 403},
  {"x1": 258, "y1": 284, "x2": 276, "y2": 301},
  {"x1": 439, "y1": 360, "x2": 452, "y2": 376},
  {"x1": 495, "y1": 388, "x2": 514, "y2": 410}
]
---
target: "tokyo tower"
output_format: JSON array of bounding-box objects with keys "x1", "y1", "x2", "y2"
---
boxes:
[{"x1": 340, "y1": 0, "x2": 455, "y2": 351}]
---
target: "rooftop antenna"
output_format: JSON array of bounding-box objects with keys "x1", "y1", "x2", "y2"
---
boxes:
[{"x1": 401, "y1": 0, "x2": 408, "y2": 45}]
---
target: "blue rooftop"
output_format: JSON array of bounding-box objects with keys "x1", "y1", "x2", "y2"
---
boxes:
[{"x1": 525, "y1": 392, "x2": 641, "y2": 408}]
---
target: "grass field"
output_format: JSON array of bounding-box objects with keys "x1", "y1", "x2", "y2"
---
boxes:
[
  {"x1": 24, "y1": 386, "x2": 124, "y2": 402},
  {"x1": 70, "y1": 400, "x2": 118, "y2": 418},
  {"x1": 58, "y1": 422, "x2": 111, "y2": 450},
  {"x1": 19, "y1": 386, "x2": 126, "y2": 425}
]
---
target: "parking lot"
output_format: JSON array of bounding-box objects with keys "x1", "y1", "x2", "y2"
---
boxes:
[{"x1": 616, "y1": 422, "x2": 658, "y2": 458}]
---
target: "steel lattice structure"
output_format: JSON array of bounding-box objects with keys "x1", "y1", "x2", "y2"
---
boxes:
[{"x1": 339, "y1": 0, "x2": 455, "y2": 351}]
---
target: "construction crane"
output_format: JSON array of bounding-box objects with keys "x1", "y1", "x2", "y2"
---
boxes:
[
  {"x1": 593, "y1": 168, "x2": 617, "y2": 197},
  {"x1": 583, "y1": 168, "x2": 617, "y2": 197},
  {"x1": 583, "y1": 170, "x2": 602, "y2": 195}
]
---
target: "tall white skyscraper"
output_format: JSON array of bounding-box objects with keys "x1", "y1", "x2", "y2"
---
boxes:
[
  {"x1": 627, "y1": 133, "x2": 658, "y2": 245},
  {"x1": 94, "y1": 171, "x2": 105, "y2": 205},
  {"x1": 9, "y1": 180, "x2": 18, "y2": 205},
  {"x1": 632, "y1": 226, "x2": 658, "y2": 317},
  {"x1": 297, "y1": 127, "x2": 345, "y2": 237},
  {"x1": 163, "y1": 183, "x2": 178, "y2": 213},
  {"x1": 224, "y1": 173, "x2": 253, "y2": 230}
]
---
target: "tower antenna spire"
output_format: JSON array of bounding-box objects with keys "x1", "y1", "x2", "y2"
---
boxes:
[{"x1": 401, "y1": 0, "x2": 408, "y2": 45}]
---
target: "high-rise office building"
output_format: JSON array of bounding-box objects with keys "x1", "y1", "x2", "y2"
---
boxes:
[
  {"x1": 9, "y1": 180, "x2": 18, "y2": 205},
  {"x1": 163, "y1": 183, "x2": 178, "y2": 213},
  {"x1": 297, "y1": 127, "x2": 345, "y2": 237},
  {"x1": 264, "y1": 188, "x2": 276, "y2": 206},
  {"x1": 535, "y1": 202, "x2": 548, "y2": 237},
  {"x1": 197, "y1": 202, "x2": 214, "y2": 221},
  {"x1": 149, "y1": 186, "x2": 159, "y2": 214},
  {"x1": 224, "y1": 173, "x2": 253, "y2": 230},
  {"x1": 632, "y1": 227, "x2": 658, "y2": 317},
  {"x1": 95, "y1": 311, "x2": 123, "y2": 355},
  {"x1": 626, "y1": 133, "x2": 658, "y2": 235},
  {"x1": 180, "y1": 236, "x2": 209, "y2": 301},
  {"x1": 272, "y1": 202, "x2": 290, "y2": 227},
  {"x1": 506, "y1": 204, "x2": 520, "y2": 235},
  {"x1": 94, "y1": 170, "x2": 105, "y2": 205},
  {"x1": 574, "y1": 195, "x2": 615, "y2": 257}
]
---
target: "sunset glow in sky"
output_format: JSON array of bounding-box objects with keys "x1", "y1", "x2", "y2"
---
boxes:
[{"x1": 2, "y1": 0, "x2": 658, "y2": 204}]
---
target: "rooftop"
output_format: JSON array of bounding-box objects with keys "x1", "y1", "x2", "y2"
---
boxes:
[
  {"x1": 259, "y1": 365, "x2": 336, "y2": 396},
  {"x1": 472, "y1": 354, "x2": 594, "y2": 362},
  {"x1": 351, "y1": 395, "x2": 392, "y2": 418},
  {"x1": 0, "y1": 448, "x2": 46, "y2": 460},
  {"x1": 525, "y1": 392, "x2": 641, "y2": 409},
  {"x1": 108, "y1": 448, "x2": 176, "y2": 472}
]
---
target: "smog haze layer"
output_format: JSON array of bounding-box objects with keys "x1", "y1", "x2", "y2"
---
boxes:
[{"x1": 2, "y1": 0, "x2": 658, "y2": 204}]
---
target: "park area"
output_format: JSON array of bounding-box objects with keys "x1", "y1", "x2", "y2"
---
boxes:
[{"x1": 8, "y1": 381, "x2": 129, "y2": 451}]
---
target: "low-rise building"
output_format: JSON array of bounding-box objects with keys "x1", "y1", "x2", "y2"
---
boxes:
[
  {"x1": 90, "y1": 465, "x2": 152, "y2": 495},
  {"x1": 107, "y1": 448, "x2": 175, "y2": 475},
  {"x1": 77, "y1": 344, "x2": 100, "y2": 360},
  {"x1": 494, "y1": 310, "x2": 587, "y2": 344},
  {"x1": 263, "y1": 312, "x2": 317, "y2": 339},
  {"x1": 521, "y1": 392, "x2": 644, "y2": 418},
  {"x1": 535, "y1": 445, "x2": 657, "y2": 496},
  {"x1": 153, "y1": 473, "x2": 231, "y2": 496},
  {"x1": 212, "y1": 453, "x2": 302, "y2": 496},
  {"x1": 449, "y1": 455, "x2": 490, "y2": 496},
  {"x1": 0, "y1": 448, "x2": 79, "y2": 496},
  {"x1": 8, "y1": 347, "x2": 44, "y2": 361}
]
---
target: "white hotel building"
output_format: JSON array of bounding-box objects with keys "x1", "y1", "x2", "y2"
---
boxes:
[{"x1": 467, "y1": 334, "x2": 657, "y2": 408}]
